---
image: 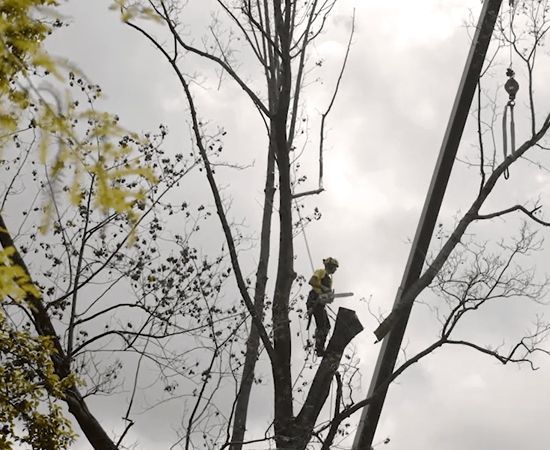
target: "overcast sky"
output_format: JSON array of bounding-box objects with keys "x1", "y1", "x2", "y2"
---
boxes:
[{"x1": 39, "y1": 1, "x2": 550, "y2": 449}]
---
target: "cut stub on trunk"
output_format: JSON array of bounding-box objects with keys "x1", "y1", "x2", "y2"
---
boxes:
[
  {"x1": 327, "y1": 307, "x2": 364, "y2": 353},
  {"x1": 294, "y1": 307, "x2": 364, "y2": 447}
]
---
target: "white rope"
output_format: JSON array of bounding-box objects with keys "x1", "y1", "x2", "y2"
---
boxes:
[
  {"x1": 291, "y1": 162, "x2": 316, "y2": 273},
  {"x1": 294, "y1": 197, "x2": 316, "y2": 273},
  {"x1": 291, "y1": 167, "x2": 316, "y2": 360},
  {"x1": 293, "y1": 187, "x2": 336, "y2": 418}
]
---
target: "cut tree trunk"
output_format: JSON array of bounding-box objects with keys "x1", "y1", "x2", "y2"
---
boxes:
[{"x1": 291, "y1": 307, "x2": 364, "y2": 450}]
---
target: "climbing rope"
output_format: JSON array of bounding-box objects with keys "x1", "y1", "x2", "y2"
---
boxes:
[
  {"x1": 291, "y1": 169, "x2": 316, "y2": 360},
  {"x1": 291, "y1": 162, "x2": 317, "y2": 351},
  {"x1": 294, "y1": 197, "x2": 316, "y2": 274},
  {"x1": 290, "y1": 172, "x2": 337, "y2": 415}
]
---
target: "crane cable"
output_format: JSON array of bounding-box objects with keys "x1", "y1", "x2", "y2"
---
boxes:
[{"x1": 502, "y1": 0, "x2": 518, "y2": 180}]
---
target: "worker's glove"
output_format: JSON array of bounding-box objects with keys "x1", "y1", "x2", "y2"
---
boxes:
[{"x1": 319, "y1": 291, "x2": 335, "y2": 305}]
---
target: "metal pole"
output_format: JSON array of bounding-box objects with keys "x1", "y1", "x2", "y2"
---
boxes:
[{"x1": 352, "y1": 1, "x2": 503, "y2": 448}]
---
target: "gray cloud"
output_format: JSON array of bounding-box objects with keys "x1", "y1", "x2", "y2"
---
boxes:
[{"x1": 34, "y1": 0, "x2": 550, "y2": 448}]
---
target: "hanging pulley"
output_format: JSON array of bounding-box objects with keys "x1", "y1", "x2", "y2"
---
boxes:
[
  {"x1": 504, "y1": 67, "x2": 519, "y2": 100},
  {"x1": 502, "y1": 68, "x2": 519, "y2": 180}
]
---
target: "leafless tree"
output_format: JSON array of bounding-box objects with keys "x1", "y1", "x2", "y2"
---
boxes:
[
  {"x1": 107, "y1": 1, "x2": 550, "y2": 449},
  {"x1": 1, "y1": 79, "x2": 248, "y2": 449},
  {"x1": 122, "y1": 1, "x2": 362, "y2": 448}
]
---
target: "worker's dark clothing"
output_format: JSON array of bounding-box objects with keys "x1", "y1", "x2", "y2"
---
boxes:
[
  {"x1": 307, "y1": 269, "x2": 333, "y2": 355},
  {"x1": 309, "y1": 301, "x2": 330, "y2": 354}
]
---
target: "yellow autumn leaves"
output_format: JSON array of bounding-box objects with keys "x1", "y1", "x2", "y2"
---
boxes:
[
  {"x1": 0, "y1": 0, "x2": 161, "y2": 447},
  {"x1": 0, "y1": 246, "x2": 39, "y2": 301},
  {"x1": 0, "y1": 313, "x2": 76, "y2": 449},
  {"x1": 1, "y1": 0, "x2": 157, "y2": 229}
]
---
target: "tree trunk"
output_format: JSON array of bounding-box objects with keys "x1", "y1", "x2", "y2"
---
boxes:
[
  {"x1": 230, "y1": 147, "x2": 276, "y2": 450},
  {"x1": 271, "y1": 121, "x2": 296, "y2": 447},
  {"x1": 271, "y1": 4, "x2": 297, "y2": 445},
  {"x1": 64, "y1": 388, "x2": 118, "y2": 450},
  {"x1": 0, "y1": 214, "x2": 117, "y2": 450},
  {"x1": 293, "y1": 307, "x2": 363, "y2": 449}
]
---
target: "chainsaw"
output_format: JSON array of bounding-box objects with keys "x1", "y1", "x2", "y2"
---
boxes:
[
  {"x1": 306, "y1": 291, "x2": 354, "y2": 331},
  {"x1": 317, "y1": 291, "x2": 354, "y2": 305}
]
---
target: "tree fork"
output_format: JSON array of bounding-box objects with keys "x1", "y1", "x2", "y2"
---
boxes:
[
  {"x1": 230, "y1": 145, "x2": 276, "y2": 450},
  {"x1": 271, "y1": 5, "x2": 296, "y2": 438},
  {"x1": 292, "y1": 308, "x2": 363, "y2": 449},
  {"x1": 271, "y1": 129, "x2": 297, "y2": 444}
]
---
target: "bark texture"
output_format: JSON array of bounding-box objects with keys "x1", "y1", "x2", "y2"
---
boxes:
[
  {"x1": 230, "y1": 147, "x2": 275, "y2": 449},
  {"x1": 293, "y1": 308, "x2": 363, "y2": 449}
]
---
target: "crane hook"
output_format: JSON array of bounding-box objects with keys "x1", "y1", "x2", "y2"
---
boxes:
[
  {"x1": 504, "y1": 67, "x2": 519, "y2": 103},
  {"x1": 502, "y1": 68, "x2": 519, "y2": 180}
]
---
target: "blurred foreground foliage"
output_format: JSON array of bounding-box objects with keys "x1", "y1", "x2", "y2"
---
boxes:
[{"x1": 1, "y1": 0, "x2": 157, "y2": 447}]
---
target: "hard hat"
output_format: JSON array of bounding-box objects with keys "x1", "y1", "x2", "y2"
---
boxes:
[{"x1": 323, "y1": 257, "x2": 339, "y2": 267}]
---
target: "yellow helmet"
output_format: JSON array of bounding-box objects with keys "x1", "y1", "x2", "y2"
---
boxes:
[{"x1": 323, "y1": 257, "x2": 339, "y2": 268}]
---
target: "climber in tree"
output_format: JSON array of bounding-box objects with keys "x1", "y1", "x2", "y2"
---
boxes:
[{"x1": 307, "y1": 257, "x2": 339, "y2": 356}]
